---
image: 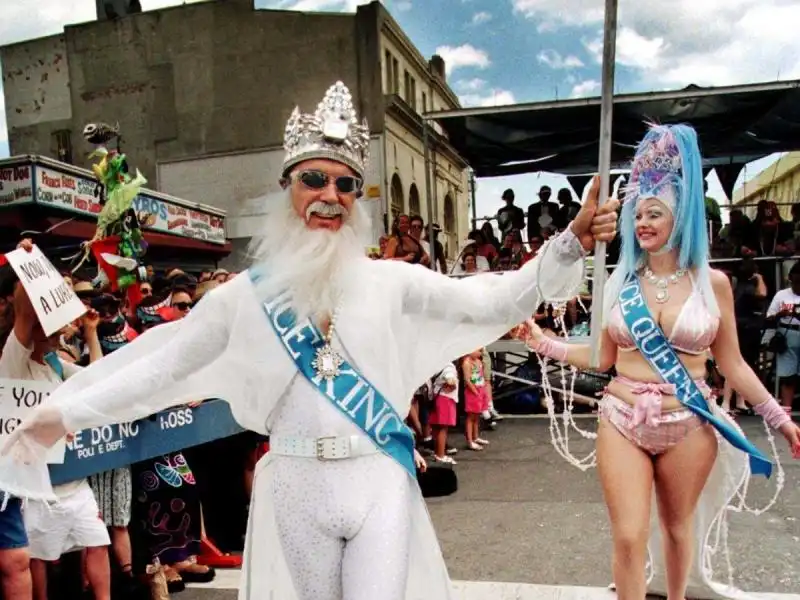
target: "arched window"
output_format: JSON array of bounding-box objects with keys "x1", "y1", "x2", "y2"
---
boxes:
[
  {"x1": 390, "y1": 173, "x2": 404, "y2": 220},
  {"x1": 408, "y1": 183, "x2": 421, "y2": 217},
  {"x1": 443, "y1": 193, "x2": 456, "y2": 258}
]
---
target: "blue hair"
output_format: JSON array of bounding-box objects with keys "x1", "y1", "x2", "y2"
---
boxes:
[
  {"x1": 605, "y1": 123, "x2": 718, "y2": 322},
  {"x1": 617, "y1": 123, "x2": 708, "y2": 273}
]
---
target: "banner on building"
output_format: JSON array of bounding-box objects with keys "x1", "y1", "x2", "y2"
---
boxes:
[{"x1": 0, "y1": 163, "x2": 34, "y2": 207}]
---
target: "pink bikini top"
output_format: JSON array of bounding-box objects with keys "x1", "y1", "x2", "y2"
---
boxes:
[{"x1": 607, "y1": 282, "x2": 720, "y2": 356}]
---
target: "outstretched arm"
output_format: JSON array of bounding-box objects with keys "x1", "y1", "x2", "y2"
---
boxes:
[
  {"x1": 10, "y1": 284, "x2": 232, "y2": 450},
  {"x1": 394, "y1": 177, "x2": 617, "y2": 383},
  {"x1": 397, "y1": 226, "x2": 589, "y2": 374},
  {"x1": 514, "y1": 320, "x2": 617, "y2": 373}
]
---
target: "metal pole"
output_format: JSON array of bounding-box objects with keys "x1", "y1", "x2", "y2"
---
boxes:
[
  {"x1": 588, "y1": 0, "x2": 619, "y2": 369},
  {"x1": 470, "y1": 170, "x2": 477, "y2": 231},
  {"x1": 423, "y1": 121, "x2": 437, "y2": 270}
]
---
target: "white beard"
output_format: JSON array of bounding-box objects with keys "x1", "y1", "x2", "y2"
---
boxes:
[{"x1": 246, "y1": 191, "x2": 371, "y2": 324}]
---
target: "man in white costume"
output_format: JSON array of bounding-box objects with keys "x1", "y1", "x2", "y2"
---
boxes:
[{"x1": 0, "y1": 81, "x2": 617, "y2": 600}]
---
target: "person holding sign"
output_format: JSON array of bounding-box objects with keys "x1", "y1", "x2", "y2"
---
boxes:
[
  {"x1": 0, "y1": 244, "x2": 112, "y2": 600},
  {"x1": 516, "y1": 124, "x2": 800, "y2": 600},
  {"x1": 0, "y1": 81, "x2": 616, "y2": 600}
]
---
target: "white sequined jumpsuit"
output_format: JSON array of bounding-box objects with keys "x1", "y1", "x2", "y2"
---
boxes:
[{"x1": 268, "y1": 360, "x2": 412, "y2": 600}]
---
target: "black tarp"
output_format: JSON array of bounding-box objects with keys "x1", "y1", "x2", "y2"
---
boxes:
[{"x1": 430, "y1": 81, "x2": 800, "y2": 179}]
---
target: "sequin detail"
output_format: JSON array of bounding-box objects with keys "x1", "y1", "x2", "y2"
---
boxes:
[{"x1": 268, "y1": 362, "x2": 411, "y2": 600}]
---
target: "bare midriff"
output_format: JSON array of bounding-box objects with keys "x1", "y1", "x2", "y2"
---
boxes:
[{"x1": 607, "y1": 348, "x2": 709, "y2": 412}]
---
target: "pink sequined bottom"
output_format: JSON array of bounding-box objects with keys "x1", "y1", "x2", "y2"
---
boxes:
[{"x1": 599, "y1": 393, "x2": 705, "y2": 455}]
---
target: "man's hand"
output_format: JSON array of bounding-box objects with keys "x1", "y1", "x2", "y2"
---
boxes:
[
  {"x1": 511, "y1": 319, "x2": 545, "y2": 347},
  {"x1": 81, "y1": 308, "x2": 100, "y2": 332},
  {"x1": 413, "y1": 448, "x2": 427, "y2": 472},
  {"x1": 17, "y1": 238, "x2": 34, "y2": 253},
  {"x1": 571, "y1": 176, "x2": 620, "y2": 252}
]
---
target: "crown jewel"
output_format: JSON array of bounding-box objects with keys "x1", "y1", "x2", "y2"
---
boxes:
[
  {"x1": 283, "y1": 81, "x2": 370, "y2": 178},
  {"x1": 625, "y1": 125, "x2": 682, "y2": 206}
]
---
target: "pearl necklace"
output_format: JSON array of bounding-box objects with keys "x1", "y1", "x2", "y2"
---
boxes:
[
  {"x1": 643, "y1": 267, "x2": 687, "y2": 304},
  {"x1": 311, "y1": 304, "x2": 344, "y2": 382}
]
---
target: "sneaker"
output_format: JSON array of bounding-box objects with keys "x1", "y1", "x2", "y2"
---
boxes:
[
  {"x1": 445, "y1": 446, "x2": 458, "y2": 456},
  {"x1": 489, "y1": 408, "x2": 504, "y2": 421},
  {"x1": 434, "y1": 455, "x2": 457, "y2": 465},
  {"x1": 475, "y1": 437, "x2": 490, "y2": 445},
  {"x1": 467, "y1": 442, "x2": 483, "y2": 451}
]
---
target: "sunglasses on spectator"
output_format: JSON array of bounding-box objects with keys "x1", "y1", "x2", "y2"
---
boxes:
[
  {"x1": 295, "y1": 170, "x2": 362, "y2": 194},
  {"x1": 172, "y1": 301, "x2": 192, "y2": 311},
  {"x1": 140, "y1": 287, "x2": 152, "y2": 296}
]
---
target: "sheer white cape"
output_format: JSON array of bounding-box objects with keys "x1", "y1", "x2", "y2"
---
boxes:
[{"x1": 0, "y1": 230, "x2": 586, "y2": 599}]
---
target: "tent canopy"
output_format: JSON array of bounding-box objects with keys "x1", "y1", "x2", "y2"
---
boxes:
[{"x1": 428, "y1": 80, "x2": 800, "y2": 180}]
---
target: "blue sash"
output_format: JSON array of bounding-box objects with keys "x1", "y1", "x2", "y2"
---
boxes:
[
  {"x1": 43, "y1": 352, "x2": 64, "y2": 381},
  {"x1": 248, "y1": 270, "x2": 416, "y2": 478},
  {"x1": 618, "y1": 275, "x2": 773, "y2": 477}
]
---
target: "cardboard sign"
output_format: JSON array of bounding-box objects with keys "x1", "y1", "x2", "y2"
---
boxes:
[
  {"x1": 0, "y1": 378, "x2": 66, "y2": 464},
  {"x1": 48, "y1": 399, "x2": 247, "y2": 485},
  {"x1": 4, "y1": 245, "x2": 86, "y2": 336}
]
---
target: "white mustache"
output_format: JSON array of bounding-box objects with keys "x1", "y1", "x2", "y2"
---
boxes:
[{"x1": 306, "y1": 201, "x2": 348, "y2": 221}]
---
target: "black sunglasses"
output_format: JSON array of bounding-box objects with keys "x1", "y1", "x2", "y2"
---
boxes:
[
  {"x1": 172, "y1": 302, "x2": 192, "y2": 311},
  {"x1": 295, "y1": 170, "x2": 362, "y2": 194}
]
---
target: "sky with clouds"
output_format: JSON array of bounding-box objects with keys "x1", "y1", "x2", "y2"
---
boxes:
[{"x1": 1, "y1": 0, "x2": 799, "y2": 225}]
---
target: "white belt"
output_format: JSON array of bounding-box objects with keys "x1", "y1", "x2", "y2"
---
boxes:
[{"x1": 269, "y1": 435, "x2": 380, "y2": 461}]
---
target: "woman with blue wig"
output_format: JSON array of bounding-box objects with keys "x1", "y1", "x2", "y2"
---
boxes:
[{"x1": 518, "y1": 123, "x2": 800, "y2": 600}]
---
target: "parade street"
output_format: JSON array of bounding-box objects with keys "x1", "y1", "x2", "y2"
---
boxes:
[{"x1": 185, "y1": 415, "x2": 800, "y2": 600}]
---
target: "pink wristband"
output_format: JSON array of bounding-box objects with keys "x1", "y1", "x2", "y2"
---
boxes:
[
  {"x1": 752, "y1": 397, "x2": 791, "y2": 431},
  {"x1": 530, "y1": 336, "x2": 569, "y2": 363}
]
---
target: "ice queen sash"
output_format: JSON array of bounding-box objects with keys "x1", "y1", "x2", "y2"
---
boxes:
[
  {"x1": 248, "y1": 270, "x2": 416, "y2": 478},
  {"x1": 618, "y1": 275, "x2": 773, "y2": 477}
]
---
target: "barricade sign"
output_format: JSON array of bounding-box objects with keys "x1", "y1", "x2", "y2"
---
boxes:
[
  {"x1": 0, "y1": 379, "x2": 66, "y2": 463},
  {"x1": 48, "y1": 399, "x2": 245, "y2": 484}
]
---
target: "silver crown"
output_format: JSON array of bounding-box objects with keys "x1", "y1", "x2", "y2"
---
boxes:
[{"x1": 282, "y1": 81, "x2": 370, "y2": 178}]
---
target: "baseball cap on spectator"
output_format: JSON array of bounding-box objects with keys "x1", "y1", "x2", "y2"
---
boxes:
[
  {"x1": 73, "y1": 280, "x2": 100, "y2": 301},
  {"x1": 172, "y1": 272, "x2": 198, "y2": 291},
  {"x1": 212, "y1": 268, "x2": 229, "y2": 281}
]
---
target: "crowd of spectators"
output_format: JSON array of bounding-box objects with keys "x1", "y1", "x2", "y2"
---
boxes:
[{"x1": 0, "y1": 255, "x2": 257, "y2": 600}]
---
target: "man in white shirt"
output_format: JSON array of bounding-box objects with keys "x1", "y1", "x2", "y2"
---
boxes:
[
  {"x1": 766, "y1": 262, "x2": 800, "y2": 414},
  {"x1": 0, "y1": 258, "x2": 110, "y2": 600}
]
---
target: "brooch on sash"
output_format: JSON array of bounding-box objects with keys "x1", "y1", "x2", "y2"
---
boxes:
[{"x1": 312, "y1": 305, "x2": 344, "y2": 382}]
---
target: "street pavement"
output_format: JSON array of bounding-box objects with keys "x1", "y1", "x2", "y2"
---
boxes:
[{"x1": 183, "y1": 415, "x2": 800, "y2": 600}]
